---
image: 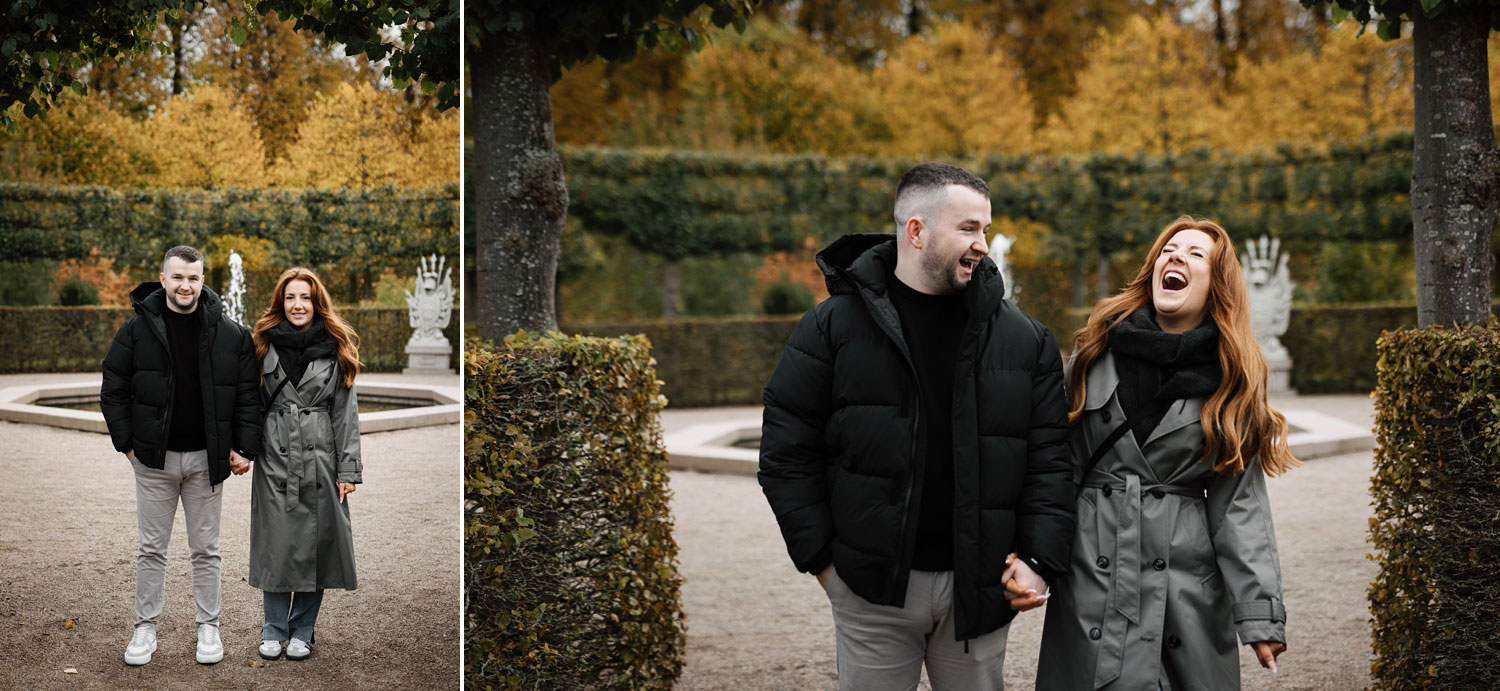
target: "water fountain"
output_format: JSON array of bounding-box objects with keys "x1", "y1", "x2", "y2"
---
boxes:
[{"x1": 225, "y1": 250, "x2": 248, "y2": 327}]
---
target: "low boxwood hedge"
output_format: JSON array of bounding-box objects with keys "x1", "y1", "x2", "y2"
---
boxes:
[
  {"x1": 464, "y1": 332, "x2": 685, "y2": 690},
  {"x1": 0, "y1": 306, "x2": 458, "y2": 373},
  {"x1": 1369, "y1": 324, "x2": 1500, "y2": 687},
  {"x1": 568, "y1": 302, "x2": 1489, "y2": 407}
]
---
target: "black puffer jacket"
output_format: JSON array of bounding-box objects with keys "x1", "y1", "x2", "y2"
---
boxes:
[
  {"x1": 758, "y1": 234, "x2": 1075, "y2": 640},
  {"x1": 100, "y1": 282, "x2": 263, "y2": 486}
]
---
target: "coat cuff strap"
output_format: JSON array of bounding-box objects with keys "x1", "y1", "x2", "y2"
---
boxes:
[{"x1": 1232, "y1": 599, "x2": 1286, "y2": 623}]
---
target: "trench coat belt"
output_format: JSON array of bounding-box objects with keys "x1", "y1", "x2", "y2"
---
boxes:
[
  {"x1": 275, "y1": 403, "x2": 329, "y2": 512},
  {"x1": 1080, "y1": 475, "x2": 1208, "y2": 627}
]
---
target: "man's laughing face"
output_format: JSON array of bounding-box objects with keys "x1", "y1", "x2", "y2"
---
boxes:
[{"x1": 919, "y1": 185, "x2": 991, "y2": 295}]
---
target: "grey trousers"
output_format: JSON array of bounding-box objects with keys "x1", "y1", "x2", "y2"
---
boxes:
[
  {"x1": 826, "y1": 569, "x2": 1008, "y2": 691},
  {"x1": 131, "y1": 449, "x2": 222, "y2": 628}
]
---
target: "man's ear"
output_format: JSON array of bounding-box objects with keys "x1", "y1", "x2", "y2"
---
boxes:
[{"x1": 903, "y1": 216, "x2": 924, "y2": 250}]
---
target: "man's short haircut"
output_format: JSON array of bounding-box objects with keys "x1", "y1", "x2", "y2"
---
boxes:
[
  {"x1": 893, "y1": 162, "x2": 990, "y2": 230},
  {"x1": 161, "y1": 245, "x2": 205, "y2": 274}
]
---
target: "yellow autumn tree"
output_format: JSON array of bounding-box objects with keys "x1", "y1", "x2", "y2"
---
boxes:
[
  {"x1": 1214, "y1": 24, "x2": 1412, "y2": 153},
  {"x1": 873, "y1": 21, "x2": 1034, "y2": 157},
  {"x1": 1042, "y1": 14, "x2": 1223, "y2": 156},
  {"x1": 0, "y1": 95, "x2": 152, "y2": 186},
  {"x1": 143, "y1": 86, "x2": 270, "y2": 188},
  {"x1": 276, "y1": 81, "x2": 416, "y2": 189},
  {"x1": 682, "y1": 17, "x2": 888, "y2": 155},
  {"x1": 407, "y1": 109, "x2": 460, "y2": 188}
]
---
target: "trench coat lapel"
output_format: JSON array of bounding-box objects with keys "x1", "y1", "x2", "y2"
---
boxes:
[
  {"x1": 1143, "y1": 397, "x2": 1205, "y2": 448},
  {"x1": 298, "y1": 358, "x2": 333, "y2": 394}
]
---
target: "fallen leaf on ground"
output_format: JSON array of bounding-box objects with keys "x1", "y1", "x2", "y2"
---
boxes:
[{"x1": 64, "y1": 620, "x2": 74, "y2": 629}]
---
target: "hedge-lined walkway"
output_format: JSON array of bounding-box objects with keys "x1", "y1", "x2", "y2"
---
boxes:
[
  {"x1": 0, "y1": 373, "x2": 460, "y2": 690},
  {"x1": 669, "y1": 393, "x2": 1378, "y2": 689}
]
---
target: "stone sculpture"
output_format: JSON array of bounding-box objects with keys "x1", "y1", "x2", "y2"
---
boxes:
[
  {"x1": 404, "y1": 254, "x2": 455, "y2": 374},
  {"x1": 1240, "y1": 235, "x2": 1293, "y2": 392},
  {"x1": 987, "y1": 232, "x2": 1016, "y2": 301}
]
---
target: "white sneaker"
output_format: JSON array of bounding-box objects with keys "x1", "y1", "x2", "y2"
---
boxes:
[
  {"x1": 286, "y1": 637, "x2": 311, "y2": 661},
  {"x1": 124, "y1": 624, "x2": 157, "y2": 666},
  {"x1": 196, "y1": 624, "x2": 224, "y2": 664},
  {"x1": 259, "y1": 639, "x2": 283, "y2": 660}
]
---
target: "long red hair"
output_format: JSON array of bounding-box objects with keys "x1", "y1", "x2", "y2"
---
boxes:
[
  {"x1": 251, "y1": 268, "x2": 362, "y2": 388},
  {"x1": 1067, "y1": 216, "x2": 1299, "y2": 477}
]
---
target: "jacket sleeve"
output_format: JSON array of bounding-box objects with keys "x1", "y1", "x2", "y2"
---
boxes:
[
  {"x1": 758, "y1": 306, "x2": 836, "y2": 575},
  {"x1": 1206, "y1": 456, "x2": 1287, "y2": 646},
  {"x1": 233, "y1": 327, "x2": 264, "y2": 458},
  {"x1": 1014, "y1": 325, "x2": 1077, "y2": 582},
  {"x1": 332, "y1": 377, "x2": 363, "y2": 484},
  {"x1": 100, "y1": 320, "x2": 136, "y2": 453}
]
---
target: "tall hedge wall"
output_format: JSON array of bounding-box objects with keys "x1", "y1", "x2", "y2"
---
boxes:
[
  {"x1": 1369, "y1": 325, "x2": 1500, "y2": 687},
  {"x1": 0, "y1": 306, "x2": 458, "y2": 374},
  {"x1": 465, "y1": 333, "x2": 685, "y2": 689},
  {"x1": 561, "y1": 135, "x2": 1418, "y2": 260},
  {"x1": 0, "y1": 183, "x2": 459, "y2": 270},
  {"x1": 568, "y1": 302, "x2": 1491, "y2": 407}
]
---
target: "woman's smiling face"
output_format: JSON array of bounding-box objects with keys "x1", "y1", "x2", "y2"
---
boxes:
[
  {"x1": 1152, "y1": 228, "x2": 1214, "y2": 332},
  {"x1": 283, "y1": 279, "x2": 316, "y2": 329}
]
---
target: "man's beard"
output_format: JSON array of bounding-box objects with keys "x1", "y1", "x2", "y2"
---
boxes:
[
  {"x1": 171, "y1": 291, "x2": 199, "y2": 311},
  {"x1": 922, "y1": 252, "x2": 969, "y2": 295}
]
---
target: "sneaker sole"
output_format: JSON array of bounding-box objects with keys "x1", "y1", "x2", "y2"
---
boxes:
[
  {"x1": 259, "y1": 648, "x2": 282, "y2": 660},
  {"x1": 123, "y1": 641, "x2": 156, "y2": 666},
  {"x1": 286, "y1": 650, "x2": 310, "y2": 661},
  {"x1": 196, "y1": 648, "x2": 224, "y2": 664}
]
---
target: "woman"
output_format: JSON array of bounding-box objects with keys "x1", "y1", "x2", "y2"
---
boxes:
[
  {"x1": 248, "y1": 267, "x2": 363, "y2": 661},
  {"x1": 1036, "y1": 217, "x2": 1298, "y2": 689}
]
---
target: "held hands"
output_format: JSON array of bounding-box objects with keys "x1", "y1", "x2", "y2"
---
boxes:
[
  {"x1": 228, "y1": 450, "x2": 251, "y2": 476},
  {"x1": 817, "y1": 565, "x2": 833, "y2": 591},
  {"x1": 1250, "y1": 640, "x2": 1285, "y2": 672},
  {"x1": 1002, "y1": 553, "x2": 1051, "y2": 612},
  {"x1": 338, "y1": 482, "x2": 356, "y2": 502}
]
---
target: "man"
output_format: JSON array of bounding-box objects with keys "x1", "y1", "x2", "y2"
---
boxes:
[
  {"x1": 101, "y1": 245, "x2": 262, "y2": 666},
  {"x1": 759, "y1": 163, "x2": 1075, "y2": 689}
]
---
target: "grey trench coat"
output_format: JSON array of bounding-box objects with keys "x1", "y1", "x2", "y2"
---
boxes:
[
  {"x1": 1037, "y1": 351, "x2": 1285, "y2": 689},
  {"x1": 248, "y1": 346, "x2": 362, "y2": 592}
]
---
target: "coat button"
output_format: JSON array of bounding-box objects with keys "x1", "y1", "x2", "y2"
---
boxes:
[
  {"x1": 1101, "y1": 410, "x2": 1112, "y2": 423},
  {"x1": 1151, "y1": 489, "x2": 1165, "y2": 499},
  {"x1": 1089, "y1": 627, "x2": 1102, "y2": 640},
  {"x1": 1096, "y1": 556, "x2": 1109, "y2": 569},
  {"x1": 1153, "y1": 558, "x2": 1167, "y2": 571},
  {"x1": 1168, "y1": 634, "x2": 1181, "y2": 648},
  {"x1": 279, "y1": 447, "x2": 287, "y2": 454},
  {"x1": 317, "y1": 483, "x2": 323, "y2": 489},
  {"x1": 1102, "y1": 486, "x2": 1113, "y2": 497}
]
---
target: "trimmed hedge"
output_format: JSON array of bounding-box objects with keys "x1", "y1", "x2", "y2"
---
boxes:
[
  {"x1": 464, "y1": 332, "x2": 685, "y2": 689},
  {"x1": 574, "y1": 317, "x2": 800, "y2": 407},
  {"x1": 1369, "y1": 325, "x2": 1500, "y2": 687},
  {"x1": 568, "y1": 303, "x2": 1446, "y2": 407},
  {"x1": 0, "y1": 306, "x2": 458, "y2": 373}
]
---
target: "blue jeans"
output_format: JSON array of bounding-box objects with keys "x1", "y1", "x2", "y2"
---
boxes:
[{"x1": 262, "y1": 590, "x2": 324, "y2": 643}]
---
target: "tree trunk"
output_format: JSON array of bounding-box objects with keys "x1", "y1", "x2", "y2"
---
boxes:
[
  {"x1": 662, "y1": 258, "x2": 681, "y2": 319},
  {"x1": 171, "y1": 19, "x2": 186, "y2": 95},
  {"x1": 1411, "y1": 9, "x2": 1499, "y2": 327},
  {"x1": 1073, "y1": 251, "x2": 1089, "y2": 308},
  {"x1": 472, "y1": 32, "x2": 567, "y2": 340},
  {"x1": 1096, "y1": 251, "x2": 1111, "y2": 299}
]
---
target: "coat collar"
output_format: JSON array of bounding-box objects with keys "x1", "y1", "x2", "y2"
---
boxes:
[
  {"x1": 263, "y1": 344, "x2": 335, "y2": 391},
  {"x1": 1084, "y1": 350, "x2": 1207, "y2": 448}
]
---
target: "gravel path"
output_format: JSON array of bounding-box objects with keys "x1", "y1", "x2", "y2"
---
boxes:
[
  {"x1": 671, "y1": 396, "x2": 1377, "y2": 689},
  {"x1": 0, "y1": 418, "x2": 461, "y2": 690}
]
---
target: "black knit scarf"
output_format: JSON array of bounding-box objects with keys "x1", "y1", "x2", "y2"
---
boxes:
[
  {"x1": 1107, "y1": 307, "x2": 1222, "y2": 445},
  {"x1": 267, "y1": 318, "x2": 337, "y2": 385}
]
